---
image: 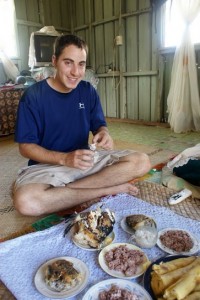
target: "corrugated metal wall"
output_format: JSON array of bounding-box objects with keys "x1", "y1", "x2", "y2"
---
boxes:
[
  {"x1": 72, "y1": 0, "x2": 162, "y2": 122},
  {"x1": 1, "y1": 0, "x2": 165, "y2": 122}
]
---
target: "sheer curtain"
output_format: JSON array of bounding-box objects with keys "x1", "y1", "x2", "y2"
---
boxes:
[
  {"x1": 0, "y1": 0, "x2": 18, "y2": 57},
  {"x1": 167, "y1": 0, "x2": 200, "y2": 133},
  {"x1": 0, "y1": 0, "x2": 19, "y2": 81}
]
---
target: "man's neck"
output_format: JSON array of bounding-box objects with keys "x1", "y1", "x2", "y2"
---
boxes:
[{"x1": 47, "y1": 77, "x2": 72, "y2": 93}]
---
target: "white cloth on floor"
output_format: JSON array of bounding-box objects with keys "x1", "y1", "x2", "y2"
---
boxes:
[{"x1": 0, "y1": 194, "x2": 199, "y2": 300}]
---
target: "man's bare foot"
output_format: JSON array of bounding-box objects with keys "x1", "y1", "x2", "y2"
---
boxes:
[{"x1": 110, "y1": 182, "x2": 138, "y2": 196}]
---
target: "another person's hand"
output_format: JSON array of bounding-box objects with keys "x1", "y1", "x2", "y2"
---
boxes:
[
  {"x1": 93, "y1": 128, "x2": 113, "y2": 150},
  {"x1": 61, "y1": 149, "x2": 95, "y2": 170}
]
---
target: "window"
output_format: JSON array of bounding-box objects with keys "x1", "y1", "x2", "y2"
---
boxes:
[
  {"x1": 162, "y1": 0, "x2": 200, "y2": 48},
  {"x1": 0, "y1": 0, "x2": 18, "y2": 57}
]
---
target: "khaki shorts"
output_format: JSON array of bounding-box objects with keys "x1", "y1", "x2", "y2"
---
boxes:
[{"x1": 14, "y1": 149, "x2": 135, "y2": 190}]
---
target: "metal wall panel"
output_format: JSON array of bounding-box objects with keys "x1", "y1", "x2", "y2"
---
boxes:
[
  {"x1": 70, "y1": 0, "x2": 159, "y2": 122},
  {"x1": 125, "y1": 14, "x2": 138, "y2": 120},
  {"x1": 138, "y1": 11, "x2": 151, "y2": 121},
  {"x1": 26, "y1": 0, "x2": 40, "y2": 22},
  {"x1": 126, "y1": 16, "x2": 138, "y2": 72},
  {"x1": 97, "y1": 78, "x2": 107, "y2": 115},
  {"x1": 42, "y1": 0, "x2": 71, "y2": 29},
  {"x1": 15, "y1": 0, "x2": 28, "y2": 20},
  {"x1": 60, "y1": 0, "x2": 71, "y2": 29},
  {"x1": 162, "y1": 52, "x2": 174, "y2": 121},
  {"x1": 74, "y1": 0, "x2": 85, "y2": 27},
  {"x1": 150, "y1": 7, "x2": 160, "y2": 121},
  {"x1": 127, "y1": 78, "x2": 139, "y2": 119}
]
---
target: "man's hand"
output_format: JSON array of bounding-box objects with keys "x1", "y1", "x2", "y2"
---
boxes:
[
  {"x1": 19, "y1": 143, "x2": 95, "y2": 170},
  {"x1": 60, "y1": 149, "x2": 95, "y2": 170},
  {"x1": 92, "y1": 128, "x2": 113, "y2": 150}
]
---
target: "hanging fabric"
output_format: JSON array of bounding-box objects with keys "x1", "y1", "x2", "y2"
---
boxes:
[
  {"x1": 0, "y1": 50, "x2": 19, "y2": 81},
  {"x1": 0, "y1": 0, "x2": 19, "y2": 81},
  {"x1": 167, "y1": 0, "x2": 200, "y2": 133}
]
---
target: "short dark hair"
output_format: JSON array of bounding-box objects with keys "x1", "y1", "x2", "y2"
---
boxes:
[{"x1": 54, "y1": 34, "x2": 88, "y2": 58}]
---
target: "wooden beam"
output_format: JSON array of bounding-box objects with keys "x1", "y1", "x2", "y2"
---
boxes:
[{"x1": 73, "y1": 7, "x2": 152, "y2": 31}]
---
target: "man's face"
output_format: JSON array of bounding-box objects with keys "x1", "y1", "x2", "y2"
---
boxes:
[{"x1": 52, "y1": 44, "x2": 87, "y2": 92}]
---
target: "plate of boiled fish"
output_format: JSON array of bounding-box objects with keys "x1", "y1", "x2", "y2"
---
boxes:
[
  {"x1": 121, "y1": 214, "x2": 158, "y2": 248},
  {"x1": 121, "y1": 214, "x2": 157, "y2": 235},
  {"x1": 64, "y1": 207, "x2": 115, "y2": 251}
]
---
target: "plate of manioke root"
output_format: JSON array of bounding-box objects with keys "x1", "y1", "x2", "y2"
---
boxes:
[{"x1": 143, "y1": 255, "x2": 200, "y2": 300}]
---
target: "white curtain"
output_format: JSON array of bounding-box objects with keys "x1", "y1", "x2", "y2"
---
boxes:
[
  {"x1": 0, "y1": 50, "x2": 19, "y2": 81},
  {"x1": 167, "y1": 0, "x2": 200, "y2": 133},
  {"x1": 0, "y1": 0, "x2": 19, "y2": 81}
]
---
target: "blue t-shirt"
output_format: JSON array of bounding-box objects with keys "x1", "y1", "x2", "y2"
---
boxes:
[{"x1": 15, "y1": 79, "x2": 107, "y2": 165}]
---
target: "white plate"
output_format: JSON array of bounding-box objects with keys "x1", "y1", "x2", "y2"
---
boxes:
[
  {"x1": 120, "y1": 214, "x2": 156, "y2": 235},
  {"x1": 157, "y1": 228, "x2": 200, "y2": 255},
  {"x1": 72, "y1": 231, "x2": 115, "y2": 251},
  {"x1": 120, "y1": 216, "x2": 135, "y2": 234},
  {"x1": 34, "y1": 256, "x2": 89, "y2": 299},
  {"x1": 82, "y1": 278, "x2": 152, "y2": 300},
  {"x1": 98, "y1": 242, "x2": 150, "y2": 279}
]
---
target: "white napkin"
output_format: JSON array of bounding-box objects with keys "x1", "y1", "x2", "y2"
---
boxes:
[{"x1": 0, "y1": 194, "x2": 200, "y2": 300}]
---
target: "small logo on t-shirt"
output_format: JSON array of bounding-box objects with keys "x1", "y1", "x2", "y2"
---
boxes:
[{"x1": 79, "y1": 102, "x2": 85, "y2": 109}]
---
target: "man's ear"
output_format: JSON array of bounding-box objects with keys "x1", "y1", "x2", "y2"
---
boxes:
[{"x1": 52, "y1": 55, "x2": 56, "y2": 67}]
